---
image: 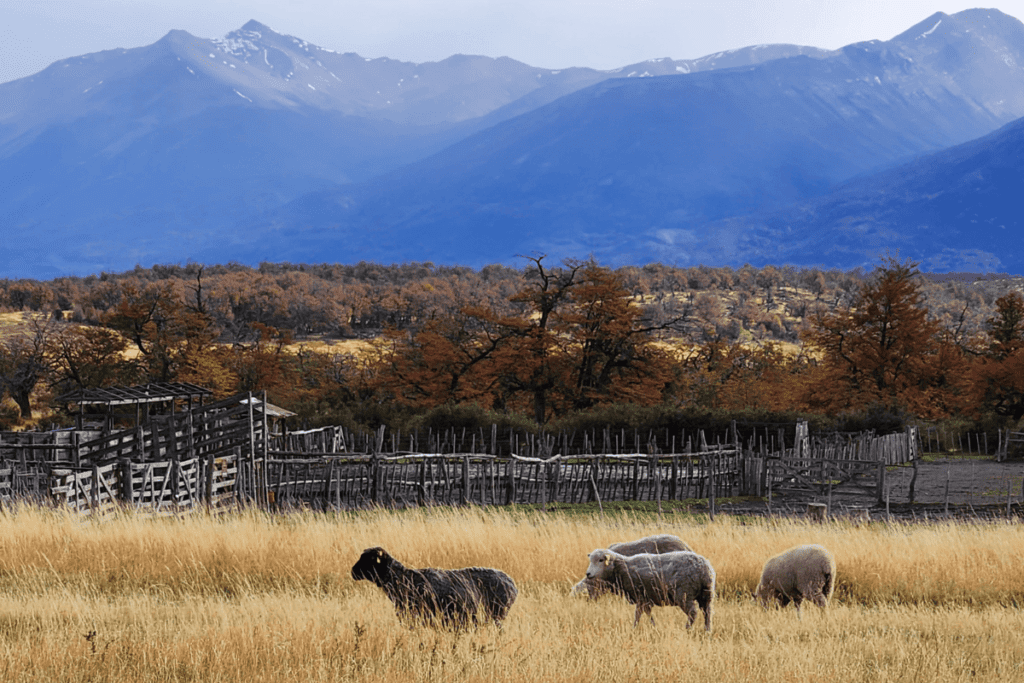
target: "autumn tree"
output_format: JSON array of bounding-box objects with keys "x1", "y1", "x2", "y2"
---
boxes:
[
  {"x1": 802, "y1": 258, "x2": 951, "y2": 416},
  {"x1": 103, "y1": 277, "x2": 220, "y2": 385},
  {"x1": 987, "y1": 291, "x2": 1024, "y2": 358},
  {"x1": 228, "y1": 322, "x2": 296, "y2": 400},
  {"x1": 673, "y1": 340, "x2": 810, "y2": 412},
  {"x1": 0, "y1": 318, "x2": 53, "y2": 418},
  {"x1": 560, "y1": 264, "x2": 674, "y2": 412},
  {"x1": 971, "y1": 292, "x2": 1024, "y2": 419},
  {"x1": 485, "y1": 256, "x2": 586, "y2": 423},
  {"x1": 375, "y1": 313, "x2": 505, "y2": 408},
  {"x1": 477, "y1": 258, "x2": 677, "y2": 422},
  {"x1": 47, "y1": 325, "x2": 140, "y2": 393}
]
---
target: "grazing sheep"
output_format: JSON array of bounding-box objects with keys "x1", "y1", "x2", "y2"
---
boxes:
[
  {"x1": 754, "y1": 544, "x2": 836, "y2": 614},
  {"x1": 584, "y1": 549, "x2": 716, "y2": 631},
  {"x1": 570, "y1": 534, "x2": 692, "y2": 598},
  {"x1": 350, "y1": 547, "x2": 518, "y2": 628}
]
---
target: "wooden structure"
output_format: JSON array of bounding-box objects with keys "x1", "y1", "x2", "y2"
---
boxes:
[
  {"x1": 265, "y1": 445, "x2": 745, "y2": 511},
  {"x1": 766, "y1": 426, "x2": 918, "y2": 504},
  {"x1": 997, "y1": 430, "x2": 1024, "y2": 461},
  {"x1": 55, "y1": 382, "x2": 212, "y2": 430},
  {"x1": 1, "y1": 389, "x2": 279, "y2": 515},
  {"x1": 0, "y1": 411, "x2": 933, "y2": 515}
]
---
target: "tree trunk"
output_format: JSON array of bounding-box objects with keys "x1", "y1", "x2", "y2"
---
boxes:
[
  {"x1": 533, "y1": 389, "x2": 546, "y2": 425},
  {"x1": 12, "y1": 390, "x2": 32, "y2": 419}
]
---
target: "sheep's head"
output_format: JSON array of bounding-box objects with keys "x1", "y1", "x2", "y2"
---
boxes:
[
  {"x1": 586, "y1": 549, "x2": 618, "y2": 581},
  {"x1": 571, "y1": 576, "x2": 612, "y2": 599},
  {"x1": 753, "y1": 583, "x2": 768, "y2": 609},
  {"x1": 351, "y1": 546, "x2": 394, "y2": 585}
]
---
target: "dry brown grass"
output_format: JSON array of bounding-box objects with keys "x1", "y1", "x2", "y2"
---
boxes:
[{"x1": 1, "y1": 506, "x2": 1023, "y2": 682}]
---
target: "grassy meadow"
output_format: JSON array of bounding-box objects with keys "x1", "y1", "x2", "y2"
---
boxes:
[{"x1": 1, "y1": 505, "x2": 1023, "y2": 682}]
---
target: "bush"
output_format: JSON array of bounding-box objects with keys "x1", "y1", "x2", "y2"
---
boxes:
[
  {"x1": 0, "y1": 398, "x2": 21, "y2": 430},
  {"x1": 830, "y1": 403, "x2": 908, "y2": 435},
  {"x1": 406, "y1": 403, "x2": 535, "y2": 435}
]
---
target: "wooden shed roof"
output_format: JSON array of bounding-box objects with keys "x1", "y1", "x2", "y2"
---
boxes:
[{"x1": 55, "y1": 382, "x2": 213, "y2": 407}]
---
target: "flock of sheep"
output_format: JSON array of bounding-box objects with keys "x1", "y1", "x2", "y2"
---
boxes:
[{"x1": 351, "y1": 535, "x2": 836, "y2": 632}]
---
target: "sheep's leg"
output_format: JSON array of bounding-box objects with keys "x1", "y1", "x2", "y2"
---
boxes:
[
  {"x1": 698, "y1": 596, "x2": 713, "y2": 632},
  {"x1": 682, "y1": 600, "x2": 698, "y2": 629},
  {"x1": 633, "y1": 604, "x2": 654, "y2": 627},
  {"x1": 793, "y1": 595, "x2": 803, "y2": 617}
]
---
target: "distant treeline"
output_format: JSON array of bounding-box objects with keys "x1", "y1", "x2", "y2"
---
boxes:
[
  {"x1": 2, "y1": 260, "x2": 1020, "y2": 345},
  {"x1": 1, "y1": 258, "x2": 1023, "y2": 437}
]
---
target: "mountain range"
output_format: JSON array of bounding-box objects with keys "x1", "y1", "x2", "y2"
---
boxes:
[{"x1": 1, "y1": 10, "x2": 1023, "y2": 278}]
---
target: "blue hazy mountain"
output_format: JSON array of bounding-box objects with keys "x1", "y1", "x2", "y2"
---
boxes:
[
  {"x1": 4, "y1": 11, "x2": 1024, "y2": 276},
  {"x1": 0, "y1": 20, "x2": 829, "y2": 278},
  {"x1": 694, "y1": 114, "x2": 1024, "y2": 273},
  {"x1": 244, "y1": 9, "x2": 1024, "y2": 271}
]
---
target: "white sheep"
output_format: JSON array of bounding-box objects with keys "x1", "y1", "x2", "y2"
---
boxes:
[
  {"x1": 754, "y1": 544, "x2": 836, "y2": 614},
  {"x1": 570, "y1": 534, "x2": 692, "y2": 598},
  {"x1": 584, "y1": 549, "x2": 716, "y2": 631}
]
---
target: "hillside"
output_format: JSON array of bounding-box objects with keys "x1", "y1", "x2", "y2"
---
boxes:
[
  {"x1": 250, "y1": 10, "x2": 1024, "y2": 271},
  {"x1": 699, "y1": 114, "x2": 1024, "y2": 273},
  {"x1": 0, "y1": 20, "x2": 827, "y2": 280}
]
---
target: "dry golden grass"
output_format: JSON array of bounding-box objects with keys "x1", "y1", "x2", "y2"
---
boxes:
[{"x1": 1, "y1": 506, "x2": 1023, "y2": 682}]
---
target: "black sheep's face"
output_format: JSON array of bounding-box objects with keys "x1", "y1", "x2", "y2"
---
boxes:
[{"x1": 352, "y1": 547, "x2": 393, "y2": 584}]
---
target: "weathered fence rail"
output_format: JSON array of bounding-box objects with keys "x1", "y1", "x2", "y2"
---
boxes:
[
  {"x1": 0, "y1": 411, "x2": 945, "y2": 515},
  {"x1": 0, "y1": 390, "x2": 275, "y2": 516},
  {"x1": 264, "y1": 449, "x2": 751, "y2": 511},
  {"x1": 49, "y1": 452, "x2": 241, "y2": 516}
]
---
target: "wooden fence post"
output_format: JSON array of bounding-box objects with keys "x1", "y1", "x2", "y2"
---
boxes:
[
  {"x1": 206, "y1": 452, "x2": 215, "y2": 511},
  {"x1": 540, "y1": 460, "x2": 548, "y2": 512},
  {"x1": 461, "y1": 456, "x2": 469, "y2": 506},
  {"x1": 91, "y1": 464, "x2": 100, "y2": 512},
  {"x1": 370, "y1": 456, "x2": 379, "y2": 506},
  {"x1": 626, "y1": 456, "x2": 634, "y2": 499},
  {"x1": 908, "y1": 458, "x2": 919, "y2": 504},
  {"x1": 418, "y1": 457, "x2": 426, "y2": 507},
  {"x1": 653, "y1": 455, "x2": 663, "y2": 516},
  {"x1": 324, "y1": 458, "x2": 335, "y2": 511},
  {"x1": 505, "y1": 458, "x2": 516, "y2": 505},
  {"x1": 588, "y1": 460, "x2": 603, "y2": 513},
  {"x1": 120, "y1": 457, "x2": 133, "y2": 508},
  {"x1": 708, "y1": 451, "x2": 716, "y2": 522},
  {"x1": 261, "y1": 390, "x2": 270, "y2": 507},
  {"x1": 670, "y1": 456, "x2": 678, "y2": 500},
  {"x1": 876, "y1": 460, "x2": 886, "y2": 506}
]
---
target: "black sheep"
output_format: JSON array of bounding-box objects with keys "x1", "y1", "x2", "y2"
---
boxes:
[{"x1": 350, "y1": 547, "x2": 518, "y2": 628}]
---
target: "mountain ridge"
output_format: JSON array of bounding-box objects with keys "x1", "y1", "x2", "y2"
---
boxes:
[
  {"x1": 246, "y1": 8, "x2": 1024, "y2": 272},
  {"x1": 2, "y1": 10, "x2": 1024, "y2": 277}
]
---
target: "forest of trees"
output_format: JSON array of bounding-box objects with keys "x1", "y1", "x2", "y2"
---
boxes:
[{"x1": 1, "y1": 257, "x2": 1022, "y2": 436}]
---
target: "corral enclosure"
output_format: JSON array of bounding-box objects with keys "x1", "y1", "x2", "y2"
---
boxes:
[
  {"x1": 2, "y1": 391, "x2": 922, "y2": 515},
  {"x1": 2, "y1": 382, "x2": 1022, "y2": 517}
]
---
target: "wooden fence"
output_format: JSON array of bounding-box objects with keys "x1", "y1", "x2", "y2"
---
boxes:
[
  {"x1": 0, "y1": 390, "x2": 275, "y2": 515},
  {"x1": 997, "y1": 430, "x2": 1024, "y2": 462},
  {"x1": 266, "y1": 447, "x2": 748, "y2": 511},
  {"x1": 0, "y1": 414, "x2": 939, "y2": 515}
]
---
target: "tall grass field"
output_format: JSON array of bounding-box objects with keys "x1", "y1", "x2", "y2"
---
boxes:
[{"x1": 1, "y1": 505, "x2": 1023, "y2": 682}]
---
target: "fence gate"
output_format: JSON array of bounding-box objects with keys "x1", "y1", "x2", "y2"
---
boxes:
[{"x1": 767, "y1": 454, "x2": 882, "y2": 500}]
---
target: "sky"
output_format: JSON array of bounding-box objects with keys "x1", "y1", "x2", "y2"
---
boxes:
[{"x1": 3, "y1": 1, "x2": 1024, "y2": 84}]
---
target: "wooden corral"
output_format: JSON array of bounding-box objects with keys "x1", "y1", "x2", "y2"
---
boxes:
[
  {"x1": 1, "y1": 408, "x2": 930, "y2": 515},
  {"x1": 1, "y1": 390, "x2": 278, "y2": 515}
]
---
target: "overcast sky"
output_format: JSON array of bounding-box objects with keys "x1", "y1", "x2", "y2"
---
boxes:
[{"x1": 3, "y1": 1, "x2": 1024, "y2": 84}]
